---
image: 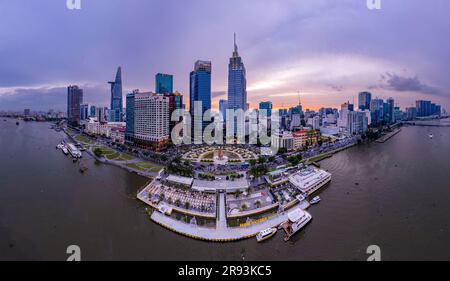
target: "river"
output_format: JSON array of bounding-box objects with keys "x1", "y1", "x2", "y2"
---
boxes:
[{"x1": 0, "y1": 120, "x2": 449, "y2": 260}]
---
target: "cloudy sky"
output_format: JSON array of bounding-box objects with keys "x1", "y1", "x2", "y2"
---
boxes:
[{"x1": 0, "y1": 0, "x2": 449, "y2": 112}]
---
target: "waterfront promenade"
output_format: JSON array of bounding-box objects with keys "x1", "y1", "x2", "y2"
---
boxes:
[
  {"x1": 137, "y1": 179, "x2": 310, "y2": 241},
  {"x1": 376, "y1": 128, "x2": 402, "y2": 143},
  {"x1": 151, "y1": 210, "x2": 288, "y2": 242}
]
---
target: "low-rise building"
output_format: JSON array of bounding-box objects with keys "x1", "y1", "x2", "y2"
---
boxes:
[{"x1": 110, "y1": 127, "x2": 126, "y2": 144}]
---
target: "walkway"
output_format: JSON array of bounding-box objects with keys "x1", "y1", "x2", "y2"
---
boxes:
[
  {"x1": 151, "y1": 211, "x2": 289, "y2": 242},
  {"x1": 217, "y1": 192, "x2": 227, "y2": 229}
]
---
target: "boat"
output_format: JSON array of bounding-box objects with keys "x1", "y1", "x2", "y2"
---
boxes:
[
  {"x1": 279, "y1": 208, "x2": 312, "y2": 241},
  {"x1": 62, "y1": 147, "x2": 69, "y2": 155},
  {"x1": 429, "y1": 134, "x2": 433, "y2": 139},
  {"x1": 256, "y1": 228, "x2": 277, "y2": 242},
  {"x1": 16, "y1": 122, "x2": 19, "y2": 126},
  {"x1": 288, "y1": 167, "x2": 332, "y2": 195},
  {"x1": 310, "y1": 196, "x2": 321, "y2": 205},
  {"x1": 66, "y1": 143, "x2": 82, "y2": 158}
]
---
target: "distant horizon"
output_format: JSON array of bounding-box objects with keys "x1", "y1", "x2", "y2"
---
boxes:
[{"x1": 1, "y1": 0, "x2": 449, "y2": 112}]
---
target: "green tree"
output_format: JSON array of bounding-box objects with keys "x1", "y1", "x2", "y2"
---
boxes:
[{"x1": 93, "y1": 148, "x2": 103, "y2": 158}]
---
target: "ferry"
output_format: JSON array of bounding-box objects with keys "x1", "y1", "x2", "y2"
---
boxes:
[
  {"x1": 279, "y1": 208, "x2": 312, "y2": 241},
  {"x1": 256, "y1": 228, "x2": 277, "y2": 242},
  {"x1": 288, "y1": 167, "x2": 331, "y2": 195},
  {"x1": 310, "y1": 196, "x2": 321, "y2": 205},
  {"x1": 66, "y1": 143, "x2": 82, "y2": 158}
]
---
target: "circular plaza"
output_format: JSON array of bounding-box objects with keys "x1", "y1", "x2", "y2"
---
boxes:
[{"x1": 182, "y1": 146, "x2": 257, "y2": 164}]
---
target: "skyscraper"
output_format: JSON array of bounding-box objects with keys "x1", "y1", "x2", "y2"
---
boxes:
[
  {"x1": 370, "y1": 99, "x2": 384, "y2": 126},
  {"x1": 155, "y1": 73, "x2": 174, "y2": 94},
  {"x1": 132, "y1": 92, "x2": 170, "y2": 149},
  {"x1": 386, "y1": 97, "x2": 395, "y2": 124},
  {"x1": 162, "y1": 91, "x2": 183, "y2": 132},
  {"x1": 416, "y1": 100, "x2": 432, "y2": 117},
  {"x1": 227, "y1": 34, "x2": 247, "y2": 137},
  {"x1": 90, "y1": 105, "x2": 97, "y2": 118},
  {"x1": 109, "y1": 66, "x2": 123, "y2": 122},
  {"x1": 189, "y1": 60, "x2": 212, "y2": 142},
  {"x1": 219, "y1": 99, "x2": 228, "y2": 122},
  {"x1": 80, "y1": 104, "x2": 89, "y2": 121},
  {"x1": 67, "y1": 85, "x2": 83, "y2": 126},
  {"x1": 358, "y1": 92, "x2": 372, "y2": 111},
  {"x1": 125, "y1": 90, "x2": 138, "y2": 144},
  {"x1": 259, "y1": 101, "x2": 273, "y2": 117}
]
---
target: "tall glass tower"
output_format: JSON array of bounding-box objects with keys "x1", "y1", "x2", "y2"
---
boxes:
[
  {"x1": 155, "y1": 73, "x2": 173, "y2": 94},
  {"x1": 227, "y1": 34, "x2": 247, "y2": 138},
  {"x1": 227, "y1": 33, "x2": 247, "y2": 111},
  {"x1": 109, "y1": 66, "x2": 123, "y2": 122},
  {"x1": 189, "y1": 60, "x2": 212, "y2": 142}
]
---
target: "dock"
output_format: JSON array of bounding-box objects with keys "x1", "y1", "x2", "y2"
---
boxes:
[
  {"x1": 150, "y1": 211, "x2": 288, "y2": 242},
  {"x1": 376, "y1": 128, "x2": 402, "y2": 143}
]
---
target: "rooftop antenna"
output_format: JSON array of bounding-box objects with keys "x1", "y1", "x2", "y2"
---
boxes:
[{"x1": 233, "y1": 32, "x2": 238, "y2": 56}]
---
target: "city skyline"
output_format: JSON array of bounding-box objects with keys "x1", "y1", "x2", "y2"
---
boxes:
[{"x1": 0, "y1": 0, "x2": 449, "y2": 112}]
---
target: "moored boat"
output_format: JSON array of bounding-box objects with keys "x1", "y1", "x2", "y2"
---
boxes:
[
  {"x1": 310, "y1": 196, "x2": 321, "y2": 205},
  {"x1": 279, "y1": 208, "x2": 312, "y2": 241},
  {"x1": 256, "y1": 228, "x2": 277, "y2": 242}
]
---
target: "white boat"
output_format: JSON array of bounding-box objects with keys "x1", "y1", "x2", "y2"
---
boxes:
[
  {"x1": 62, "y1": 147, "x2": 69, "y2": 155},
  {"x1": 256, "y1": 228, "x2": 277, "y2": 242},
  {"x1": 67, "y1": 143, "x2": 82, "y2": 158},
  {"x1": 288, "y1": 167, "x2": 332, "y2": 195},
  {"x1": 310, "y1": 196, "x2": 321, "y2": 205},
  {"x1": 279, "y1": 208, "x2": 312, "y2": 241},
  {"x1": 429, "y1": 134, "x2": 433, "y2": 139}
]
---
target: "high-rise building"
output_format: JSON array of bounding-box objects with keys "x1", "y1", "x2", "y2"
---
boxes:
[
  {"x1": 259, "y1": 101, "x2": 273, "y2": 117},
  {"x1": 406, "y1": 107, "x2": 417, "y2": 120},
  {"x1": 416, "y1": 100, "x2": 432, "y2": 117},
  {"x1": 161, "y1": 91, "x2": 183, "y2": 132},
  {"x1": 24, "y1": 109, "x2": 31, "y2": 116},
  {"x1": 358, "y1": 92, "x2": 372, "y2": 111},
  {"x1": 189, "y1": 60, "x2": 212, "y2": 142},
  {"x1": 155, "y1": 73, "x2": 173, "y2": 94},
  {"x1": 109, "y1": 66, "x2": 123, "y2": 122},
  {"x1": 97, "y1": 107, "x2": 108, "y2": 123},
  {"x1": 370, "y1": 99, "x2": 384, "y2": 126},
  {"x1": 219, "y1": 99, "x2": 228, "y2": 122},
  {"x1": 67, "y1": 85, "x2": 83, "y2": 126},
  {"x1": 134, "y1": 92, "x2": 170, "y2": 148},
  {"x1": 386, "y1": 97, "x2": 395, "y2": 124},
  {"x1": 347, "y1": 111, "x2": 368, "y2": 135},
  {"x1": 80, "y1": 104, "x2": 89, "y2": 121},
  {"x1": 338, "y1": 102, "x2": 351, "y2": 130},
  {"x1": 125, "y1": 90, "x2": 138, "y2": 144},
  {"x1": 90, "y1": 105, "x2": 97, "y2": 118},
  {"x1": 227, "y1": 34, "x2": 247, "y2": 137}
]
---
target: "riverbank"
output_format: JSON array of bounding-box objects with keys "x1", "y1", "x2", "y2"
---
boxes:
[
  {"x1": 62, "y1": 128, "x2": 162, "y2": 178},
  {"x1": 376, "y1": 128, "x2": 402, "y2": 143}
]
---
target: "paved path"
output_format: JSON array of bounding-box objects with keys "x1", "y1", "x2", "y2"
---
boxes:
[
  {"x1": 151, "y1": 211, "x2": 289, "y2": 242},
  {"x1": 217, "y1": 192, "x2": 227, "y2": 229}
]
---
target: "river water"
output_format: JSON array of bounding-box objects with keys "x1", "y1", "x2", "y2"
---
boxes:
[{"x1": 1, "y1": 120, "x2": 449, "y2": 260}]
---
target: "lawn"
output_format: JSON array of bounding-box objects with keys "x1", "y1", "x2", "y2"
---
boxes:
[
  {"x1": 120, "y1": 154, "x2": 134, "y2": 161},
  {"x1": 75, "y1": 134, "x2": 95, "y2": 144},
  {"x1": 105, "y1": 152, "x2": 120, "y2": 160},
  {"x1": 126, "y1": 161, "x2": 162, "y2": 173}
]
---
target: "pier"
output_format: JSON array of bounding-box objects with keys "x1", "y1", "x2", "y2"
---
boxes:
[
  {"x1": 376, "y1": 128, "x2": 402, "y2": 143},
  {"x1": 150, "y1": 210, "x2": 288, "y2": 242},
  {"x1": 137, "y1": 180, "x2": 310, "y2": 242}
]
